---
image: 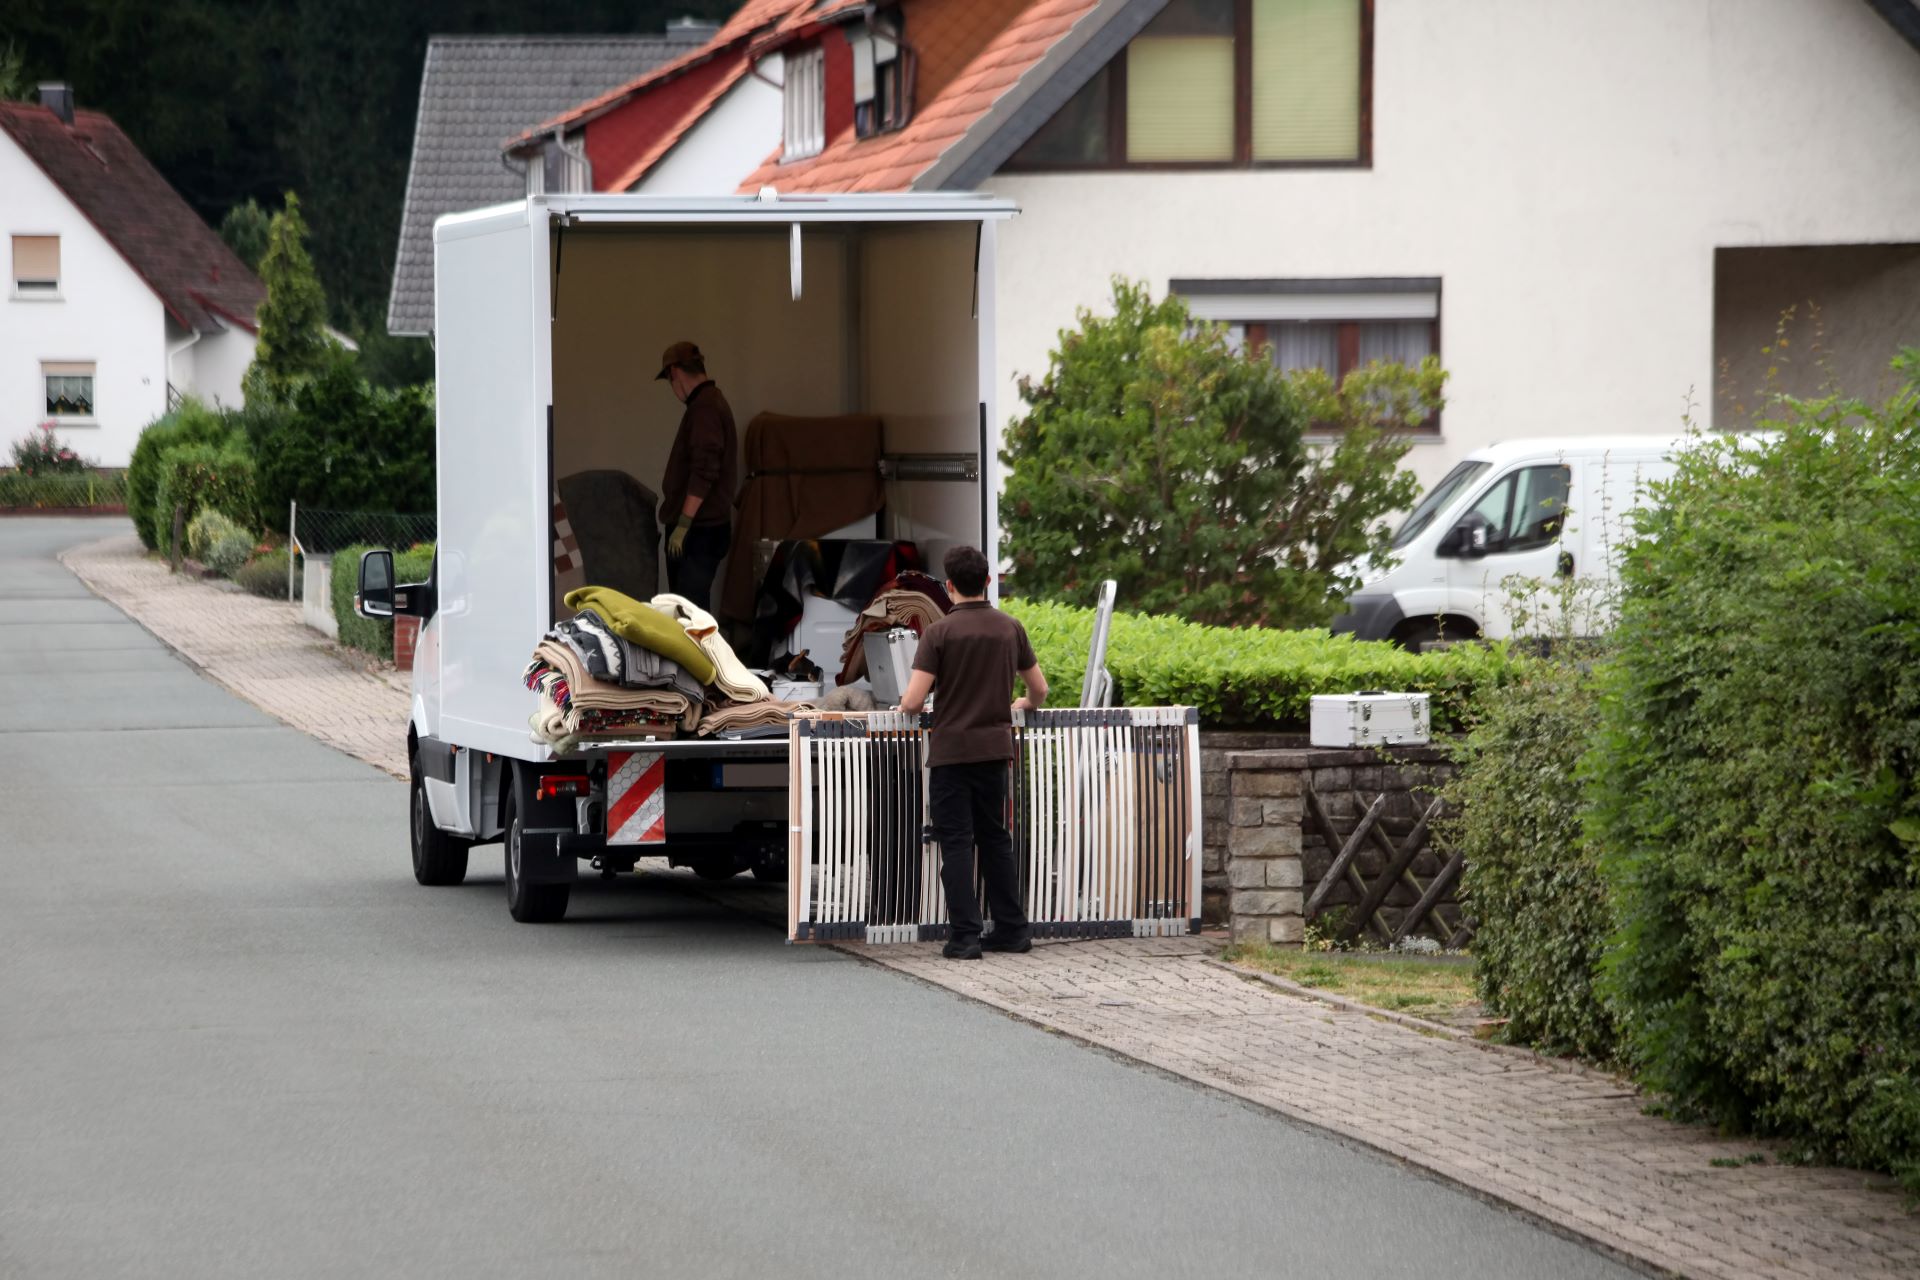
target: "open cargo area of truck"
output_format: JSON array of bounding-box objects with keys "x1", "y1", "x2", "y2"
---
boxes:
[{"x1": 368, "y1": 192, "x2": 1199, "y2": 929}]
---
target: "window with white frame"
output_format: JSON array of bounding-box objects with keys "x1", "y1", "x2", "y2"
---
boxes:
[
  {"x1": 850, "y1": 16, "x2": 912, "y2": 138},
  {"x1": 783, "y1": 46, "x2": 826, "y2": 160},
  {"x1": 12, "y1": 235, "x2": 60, "y2": 294},
  {"x1": 1177, "y1": 278, "x2": 1441, "y2": 430},
  {"x1": 43, "y1": 361, "x2": 95, "y2": 417}
]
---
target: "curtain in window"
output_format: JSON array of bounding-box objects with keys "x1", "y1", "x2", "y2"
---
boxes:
[
  {"x1": 1251, "y1": 0, "x2": 1362, "y2": 162},
  {"x1": 46, "y1": 374, "x2": 94, "y2": 416},
  {"x1": 1270, "y1": 322, "x2": 1339, "y2": 376},
  {"x1": 1128, "y1": 37, "x2": 1234, "y2": 162},
  {"x1": 1357, "y1": 320, "x2": 1432, "y2": 368}
]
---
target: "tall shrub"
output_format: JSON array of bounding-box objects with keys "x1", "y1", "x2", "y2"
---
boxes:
[
  {"x1": 245, "y1": 192, "x2": 330, "y2": 401},
  {"x1": 126, "y1": 399, "x2": 240, "y2": 550},
  {"x1": 1587, "y1": 354, "x2": 1920, "y2": 1189},
  {"x1": 1000, "y1": 279, "x2": 1433, "y2": 630},
  {"x1": 244, "y1": 350, "x2": 434, "y2": 518}
]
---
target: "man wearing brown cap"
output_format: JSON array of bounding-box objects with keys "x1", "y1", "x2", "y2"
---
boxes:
[{"x1": 655, "y1": 341, "x2": 738, "y2": 611}]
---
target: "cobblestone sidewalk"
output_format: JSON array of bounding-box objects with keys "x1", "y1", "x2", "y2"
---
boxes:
[
  {"x1": 62, "y1": 534, "x2": 410, "y2": 778},
  {"x1": 64, "y1": 532, "x2": 1920, "y2": 1278},
  {"x1": 847, "y1": 938, "x2": 1920, "y2": 1279}
]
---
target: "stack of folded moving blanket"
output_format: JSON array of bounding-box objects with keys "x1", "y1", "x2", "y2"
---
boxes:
[
  {"x1": 836, "y1": 570, "x2": 953, "y2": 686},
  {"x1": 525, "y1": 585, "x2": 813, "y2": 749},
  {"x1": 695, "y1": 696, "x2": 818, "y2": 738}
]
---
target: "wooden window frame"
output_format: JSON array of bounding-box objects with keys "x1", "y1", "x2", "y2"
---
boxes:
[
  {"x1": 1002, "y1": 0, "x2": 1372, "y2": 174},
  {"x1": 1242, "y1": 315, "x2": 1441, "y2": 435}
]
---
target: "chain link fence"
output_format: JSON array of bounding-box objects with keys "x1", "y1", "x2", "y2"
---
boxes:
[{"x1": 289, "y1": 506, "x2": 436, "y2": 557}]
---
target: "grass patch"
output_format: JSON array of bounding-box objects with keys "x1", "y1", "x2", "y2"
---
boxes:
[{"x1": 1227, "y1": 943, "x2": 1480, "y2": 1021}]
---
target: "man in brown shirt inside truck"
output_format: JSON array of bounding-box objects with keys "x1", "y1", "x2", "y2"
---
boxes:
[
  {"x1": 655, "y1": 340, "x2": 738, "y2": 611},
  {"x1": 899, "y1": 545, "x2": 1050, "y2": 960}
]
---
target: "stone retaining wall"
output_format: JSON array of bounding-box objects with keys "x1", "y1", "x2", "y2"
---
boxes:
[
  {"x1": 1199, "y1": 731, "x2": 1309, "y2": 924},
  {"x1": 1222, "y1": 745, "x2": 1457, "y2": 946}
]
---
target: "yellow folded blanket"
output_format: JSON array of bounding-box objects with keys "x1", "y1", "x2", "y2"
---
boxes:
[{"x1": 564, "y1": 585, "x2": 717, "y2": 686}]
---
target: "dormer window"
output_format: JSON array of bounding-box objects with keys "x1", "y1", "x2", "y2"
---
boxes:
[
  {"x1": 851, "y1": 16, "x2": 912, "y2": 138},
  {"x1": 783, "y1": 46, "x2": 826, "y2": 161}
]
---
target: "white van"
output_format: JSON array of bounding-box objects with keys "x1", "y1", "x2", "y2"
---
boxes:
[
  {"x1": 1332, "y1": 435, "x2": 1691, "y2": 645},
  {"x1": 354, "y1": 191, "x2": 1014, "y2": 922}
]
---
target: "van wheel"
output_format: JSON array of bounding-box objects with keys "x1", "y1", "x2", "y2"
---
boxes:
[
  {"x1": 751, "y1": 861, "x2": 788, "y2": 884},
  {"x1": 1394, "y1": 619, "x2": 1474, "y2": 653},
  {"x1": 694, "y1": 855, "x2": 742, "y2": 882},
  {"x1": 411, "y1": 751, "x2": 470, "y2": 886},
  {"x1": 504, "y1": 787, "x2": 570, "y2": 923}
]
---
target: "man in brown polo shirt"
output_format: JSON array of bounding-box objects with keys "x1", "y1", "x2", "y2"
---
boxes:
[
  {"x1": 655, "y1": 341, "x2": 738, "y2": 611},
  {"x1": 899, "y1": 546, "x2": 1050, "y2": 960}
]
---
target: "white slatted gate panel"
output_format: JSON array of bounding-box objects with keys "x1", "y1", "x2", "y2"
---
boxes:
[{"x1": 787, "y1": 708, "x2": 1202, "y2": 944}]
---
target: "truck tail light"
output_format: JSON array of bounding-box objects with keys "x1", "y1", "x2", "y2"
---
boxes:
[{"x1": 537, "y1": 774, "x2": 591, "y2": 800}]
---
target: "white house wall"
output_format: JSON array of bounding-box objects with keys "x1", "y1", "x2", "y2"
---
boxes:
[
  {"x1": 187, "y1": 326, "x2": 257, "y2": 410},
  {"x1": 1, "y1": 133, "x2": 168, "y2": 467},
  {"x1": 986, "y1": 0, "x2": 1920, "y2": 489},
  {"x1": 634, "y1": 67, "x2": 783, "y2": 196}
]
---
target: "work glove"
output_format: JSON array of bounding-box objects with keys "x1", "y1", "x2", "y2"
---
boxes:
[{"x1": 666, "y1": 517, "x2": 692, "y2": 560}]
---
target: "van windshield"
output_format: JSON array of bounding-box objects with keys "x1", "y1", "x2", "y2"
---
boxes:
[{"x1": 1391, "y1": 461, "x2": 1491, "y2": 550}]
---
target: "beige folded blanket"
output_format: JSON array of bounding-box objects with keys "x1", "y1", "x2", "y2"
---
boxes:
[{"x1": 652, "y1": 592, "x2": 770, "y2": 703}]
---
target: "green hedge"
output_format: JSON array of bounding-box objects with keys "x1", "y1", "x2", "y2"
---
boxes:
[
  {"x1": 152, "y1": 444, "x2": 256, "y2": 559},
  {"x1": 244, "y1": 352, "x2": 434, "y2": 518},
  {"x1": 1586, "y1": 372, "x2": 1920, "y2": 1192},
  {"x1": 1000, "y1": 598, "x2": 1514, "y2": 731},
  {"x1": 1446, "y1": 652, "x2": 1621, "y2": 1060},
  {"x1": 0, "y1": 470, "x2": 127, "y2": 510},
  {"x1": 127, "y1": 399, "x2": 244, "y2": 549},
  {"x1": 331, "y1": 542, "x2": 433, "y2": 661}
]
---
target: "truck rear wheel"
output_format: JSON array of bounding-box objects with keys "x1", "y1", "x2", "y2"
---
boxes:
[
  {"x1": 411, "y1": 751, "x2": 470, "y2": 887},
  {"x1": 504, "y1": 788, "x2": 570, "y2": 923}
]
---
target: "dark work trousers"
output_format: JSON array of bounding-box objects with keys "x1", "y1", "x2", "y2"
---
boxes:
[
  {"x1": 929, "y1": 760, "x2": 1029, "y2": 944},
  {"x1": 665, "y1": 521, "x2": 730, "y2": 613}
]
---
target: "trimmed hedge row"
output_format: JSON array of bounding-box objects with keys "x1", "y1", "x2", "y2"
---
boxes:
[
  {"x1": 1000, "y1": 598, "x2": 1515, "y2": 732},
  {"x1": 330, "y1": 542, "x2": 433, "y2": 661},
  {"x1": 1452, "y1": 356, "x2": 1920, "y2": 1194}
]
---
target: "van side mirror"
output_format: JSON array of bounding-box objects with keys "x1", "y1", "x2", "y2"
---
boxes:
[
  {"x1": 1437, "y1": 513, "x2": 1492, "y2": 559},
  {"x1": 356, "y1": 548, "x2": 396, "y2": 619}
]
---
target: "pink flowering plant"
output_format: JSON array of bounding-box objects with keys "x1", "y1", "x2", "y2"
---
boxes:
[{"x1": 10, "y1": 422, "x2": 90, "y2": 477}]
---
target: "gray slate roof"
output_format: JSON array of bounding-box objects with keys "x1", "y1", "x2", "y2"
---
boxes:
[{"x1": 387, "y1": 36, "x2": 682, "y2": 336}]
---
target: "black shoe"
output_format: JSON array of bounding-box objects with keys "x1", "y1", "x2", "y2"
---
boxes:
[
  {"x1": 942, "y1": 937, "x2": 982, "y2": 960},
  {"x1": 981, "y1": 931, "x2": 1032, "y2": 954}
]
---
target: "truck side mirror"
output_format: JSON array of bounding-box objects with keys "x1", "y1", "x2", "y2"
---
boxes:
[
  {"x1": 356, "y1": 548, "x2": 396, "y2": 619},
  {"x1": 1436, "y1": 513, "x2": 1491, "y2": 559}
]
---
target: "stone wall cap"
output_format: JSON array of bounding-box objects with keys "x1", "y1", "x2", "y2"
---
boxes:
[{"x1": 1226, "y1": 744, "x2": 1454, "y2": 770}]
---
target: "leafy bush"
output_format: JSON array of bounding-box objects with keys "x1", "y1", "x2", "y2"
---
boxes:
[
  {"x1": 127, "y1": 400, "x2": 245, "y2": 549},
  {"x1": 185, "y1": 508, "x2": 247, "y2": 564},
  {"x1": 206, "y1": 531, "x2": 257, "y2": 579},
  {"x1": 330, "y1": 541, "x2": 433, "y2": 661},
  {"x1": 1587, "y1": 355, "x2": 1920, "y2": 1191},
  {"x1": 233, "y1": 549, "x2": 299, "y2": 600},
  {"x1": 1000, "y1": 598, "x2": 1512, "y2": 732},
  {"x1": 11, "y1": 421, "x2": 89, "y2": 476},
  {"x1": 1000, "y1": 278, "x2": 1433, "y2": 629},
  {"x1": 152, "y1": 444, "x2": 256, "y2": 559},
  {"x1": 1446, "y1": 650, "x2": 1621, "y2": 1060},
  {"x1": 244, "y1": 351, "x2": 434, "y2": 518}
]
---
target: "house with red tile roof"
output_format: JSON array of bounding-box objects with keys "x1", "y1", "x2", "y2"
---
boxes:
[
  {"x1": 499, "y1": 1, "x2": 807, "y2": 199},
  {"x1": 1, "y1": 86, "x2": 265, "y2": 466},
  {"x1": 519, "y1": 0, "x2": 1920, "y2": 492}
]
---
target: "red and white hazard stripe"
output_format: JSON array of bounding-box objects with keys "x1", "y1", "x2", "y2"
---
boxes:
[{"x1": 605, "y1": 750, "x2": 666, "y2": 845}]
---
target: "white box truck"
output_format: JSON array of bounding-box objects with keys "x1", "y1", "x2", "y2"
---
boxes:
[
  {"x1": 354, "y1": 192, "x2": 1016, "y2": 922},
  {"x1": 1332, "y1": 435, "x2": 1692, "y2": 646}
]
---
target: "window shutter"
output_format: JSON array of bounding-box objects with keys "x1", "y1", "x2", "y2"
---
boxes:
[
  {"x1": 43, "y1": 361, "x2": 95, "y2": 377},
  {"x1": 1126, "y1": 37, "x2": 1235, "y2": 162},
  {"x1": 13, "y1": 235, "x2": 59, "y2": 285},
  {"x1": 1251, "y1": 0, "x2": 1362, "y2": 162}
]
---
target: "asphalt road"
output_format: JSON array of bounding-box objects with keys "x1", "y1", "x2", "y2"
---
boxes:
[{"x1": 1, "y1": 518, "x2": 1638, "y2": 1279}]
